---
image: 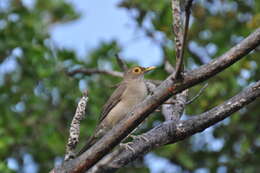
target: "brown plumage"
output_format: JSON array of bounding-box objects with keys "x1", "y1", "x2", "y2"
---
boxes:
[{"x1": 77, "y1": 66, "x2": 155, "y2": 155}]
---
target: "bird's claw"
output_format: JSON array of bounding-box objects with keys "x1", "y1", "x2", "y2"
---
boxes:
[
  {"x1": 130, "y1": 134, "x2": 149, "y2": 142},
  {"x1": 120, "y1": 143, "x2": 135, "y2": 153}
]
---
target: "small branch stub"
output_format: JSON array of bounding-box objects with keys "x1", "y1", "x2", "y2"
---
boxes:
[{"x1": 65, "y1": 90, "x2": 89, "y2": 161}]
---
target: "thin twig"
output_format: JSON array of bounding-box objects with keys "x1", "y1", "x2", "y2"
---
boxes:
[
  {"x1": 115, "y1": 54, "x2": 128, "y2": 71},
  {"x1": 67, "y1": 68, "x2": 124, "y2": 78},
  {"x1": 186, "y1": 83, "x2": 208, "y2": 105},
  {"x1": 67, "y1": 68, "x2": 161, "y2": 86},
  {"x1": 64, "y1": 90, "x2": 89, "y2": 161}
]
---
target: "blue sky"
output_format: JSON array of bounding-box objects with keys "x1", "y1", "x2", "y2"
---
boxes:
[{"x1": 50, "y1": 0, "x2": 162, "y2": 67}]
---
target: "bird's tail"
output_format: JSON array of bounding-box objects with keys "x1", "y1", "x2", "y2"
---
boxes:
[{"x1": 77, "y1": 135, "x2": 97, "y2": 156}]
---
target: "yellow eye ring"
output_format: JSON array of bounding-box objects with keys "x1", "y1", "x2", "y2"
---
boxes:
[{"x1": 132, "y1": 67, "x2": 141, "y2": 74}]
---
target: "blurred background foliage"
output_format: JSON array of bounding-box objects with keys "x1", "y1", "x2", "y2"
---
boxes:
[{"x1": 0, "y1": 0, "x2": 260, "y2": 172}]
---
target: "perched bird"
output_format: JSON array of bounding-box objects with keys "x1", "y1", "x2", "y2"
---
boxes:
[{"x1": 77, "y1": 66, "x2": 156, "y2": 155}]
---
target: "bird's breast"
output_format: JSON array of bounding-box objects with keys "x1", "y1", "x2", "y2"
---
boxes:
[
  {"x1": 104, "y1": 80, "x2": 148, "y2": 127},
  {"x1": 122, "y1": 80, "x2": 148, "y2": 105}
]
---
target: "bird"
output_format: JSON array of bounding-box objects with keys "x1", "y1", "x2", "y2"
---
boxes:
[{"x1": 77, "y1": 66, "x2": 156, "y2": 156}]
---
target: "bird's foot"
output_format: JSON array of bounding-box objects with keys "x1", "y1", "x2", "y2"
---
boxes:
[
  {"x1": 120, "y1": 142, "x2": 135, "y2": 153},
  {"x1": 129, "y1": 134, "x2": 149, "y2": 142}
]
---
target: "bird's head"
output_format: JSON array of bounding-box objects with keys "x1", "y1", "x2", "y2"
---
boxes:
[{"x1": 124, "y1": 66, "x2": 156, "y2": 80}]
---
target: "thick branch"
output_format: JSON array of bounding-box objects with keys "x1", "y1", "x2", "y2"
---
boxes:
[
  {"x1": 53, "y1": 28, "x2": 260, "y2": 173},
  {"x1": 67, "y1": 68, "x2": 123, "y2": 78},
  {"x1": 91, "y1": 80, "x2": 260, "y2": 172}
]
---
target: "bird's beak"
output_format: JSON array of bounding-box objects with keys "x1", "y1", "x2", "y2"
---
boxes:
[{"x1": 144, "y1": 66, "x2": 156, "y2": 73}]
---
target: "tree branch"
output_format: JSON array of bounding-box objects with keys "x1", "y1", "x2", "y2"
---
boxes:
[
  {"x1": 172, "y1": 0, "x2": 193, "y2": 79},
  {"x1": 66, "y1": 68, "x2": 161, "y2": 86},
  {"x1": 88, "y1": 80, "x2": 260, "y2": 173},
  {"x1": 53, "y1": 28, "x2": 260, "y2": 173},
  {"x1": 171, "y1": 0, "x2": 182, "y2": 55},
  {"x1": 172, "y1": 0, "x2": 183, "y2": 78},
  {"x1": 162, "y1": 89, "x2": 188, "y2": 121},
  {"x1": 67, "y1": 68, "x2": 124, "y2": 78}
]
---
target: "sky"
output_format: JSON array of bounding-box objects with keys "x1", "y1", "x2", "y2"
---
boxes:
[{"x1": 50, "y1": 0, "x2": 162, "y2": 67}]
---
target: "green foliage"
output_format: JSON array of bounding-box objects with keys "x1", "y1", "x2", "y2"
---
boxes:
[
  {"x1": 0, "y1": 0, "x2": 260, "y2": 172},
  {"x1": 0, "y1": 161, "x2": 14, "y2": 173}
]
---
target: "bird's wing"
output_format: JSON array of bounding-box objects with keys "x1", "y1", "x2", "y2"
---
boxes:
[{"x1": 98, "y1": 81, "x2": 127, "y2": 123}]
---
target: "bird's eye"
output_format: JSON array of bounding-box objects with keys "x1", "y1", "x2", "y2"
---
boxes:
[{"x1": 133, "y1": 67, "x2": 141, "y2": 74}]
